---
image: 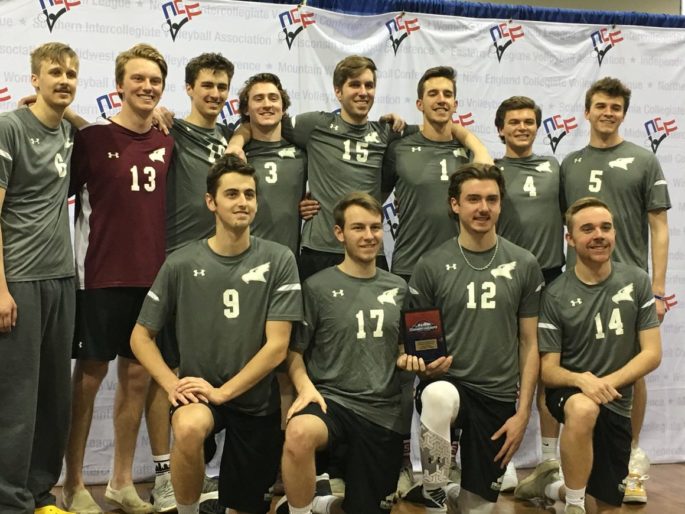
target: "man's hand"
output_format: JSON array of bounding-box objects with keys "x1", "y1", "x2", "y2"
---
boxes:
[
  {"x1": 152, "y1": 107, "x2": 175, "y2": 136},
  {"x1": 397, "y1": 355, "x2": 452, "y2": 380},
  {"x1": 287, "y1": 383, "x2": 327, "y2": 422},
  {"x1": 0, "y1": 289, "x2": 17, "y2": 332},
  {"x1": 175, "y1": 376, "x2": 226, "y2": 405},
  {"x1": 224, "y1": 145, "x2": 246, "y2": 161},
  {"x1": 18, "y1": 94, "x2": 37, "y2": 107},
  {"x1": 577, "y1": 371, "x2": 621, "y2": 404},
  {"x1": 379, "y1": 113, "x2": 406, "y2": 133},
  {"x1": 491, "y1": 411, "x2": 529, "y2": 467},
  {"x1": 299, "y1": 193, "x2": 321, "y2": 220},
  {"x1": 655, "y1": 298, "x2": 665, "y2": 321}
]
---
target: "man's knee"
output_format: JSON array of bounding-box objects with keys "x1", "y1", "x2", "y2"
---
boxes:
[
  {"x1": 284, "y1": 414, "x2": 328, "y2": 457},
  {"x1": 564, "y1": 394, "x2": 600, "y2": 430},
  {"x1": 421, "y1": 381, "x2": 460, "y2": 424},
  {"x1": 171, "y1": 405, "x2": 214, "y2": 446}
]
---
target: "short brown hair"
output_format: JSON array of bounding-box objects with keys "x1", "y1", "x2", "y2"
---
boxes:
[
  {"x1": 115, "y1": 43, "x2": 168, "y2": 91},
  {"x1": 565, "y1": 196, "x2": 612, "y2": 230},
  {"x1": 494, "y1": 96, "x2": 542, "y2": 143},
  {"x1": 30, "y1": 42, "x2": 78, "y2": 75},
  {"x1": 333, "y1": 55, "x2": 377, "y2": 90},
  {"x1": 185, "y1": 52, "x2": 234, "y2": 87},
  {"x1": 206, "y1": 154, "x2": 257, "y2": 198},
  {"x1": 333, "y1": 192, "x2": 383, "y2": 228},
  {"x1": 448, "y1": 163, "x2": 506, "y2": 204},
  {"x1": 238, "y1": 73, "x2": 291, "y2": 123},
  {"x1": 417, "y1": 66, "x2": 456, "y2": 99},
  {"x1": 585, "y1": 77, "x2": 631, "y2": 114}
]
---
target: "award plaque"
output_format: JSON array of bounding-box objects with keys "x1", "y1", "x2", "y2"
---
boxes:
[{"x1": 402, "y1": 308, "x2": 447, "y2": 364}]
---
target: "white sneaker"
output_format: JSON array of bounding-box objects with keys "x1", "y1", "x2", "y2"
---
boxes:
[
  {"x1": 500, "y1": 461, "x2": 519, "y2": 492},
  {"x1": 150, "y1": 476, "x2": 176, "y2": 513}
]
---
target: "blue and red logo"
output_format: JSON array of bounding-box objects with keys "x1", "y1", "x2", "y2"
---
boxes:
[
  {"x1": 279, "y1": 7, "x2": 315, "y2": 50},
  {"x1": 542, "y1": 114, "x2": 577, "y2": 153},
  {"x1": 385, "y1": 14, "x2": 420, "y2": 55},
  {"x1": 162, "y1": 0, "x2": 202, "y2": 42},
  {"x1": 489, "y1": 21, "x2": 524, "y2": 62},
  {"x1": 38, "y1": 0, "x2": 81, "y2": 33},
  {"x1": 590, "y1": 27, "x2": 623, "y2": 66},
  {"x1": 452, "y1": 112, "x2": 475, "y2": 127},
  {"x1": 0, "y1": 86, "x2": 11, "y2": 103},
  {"x1": 382, "y1": 200, "x2": 399, "y2": 240},
  {"x1": 219, "y1": 97, "x2": 242, "y2": 130},
  {"x1": 644, "y1": 116, "x2": 678, "y2": 154},
  {"x1": 96, "y1": 91, "x2": 121, "y2": 119}
]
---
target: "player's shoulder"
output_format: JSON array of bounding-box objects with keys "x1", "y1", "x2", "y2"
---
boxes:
[
  {"x1": 498, "y1": 236, "x2": 538, "y2": 264},
  {"x1": 617, "y1": 140, "x2": 657, "y2": 162},
  {"x1": 165, "y1": 239, "x2": 206, "y2": 266},
  {"x1": 248, "y1": 236, "x2": 297, "y2": 269},
  {"x1": 414, "y1": 237, "x2": 457, "y2": 271},
  {"x1": 0, "y1": 109, "x2": 24, "y2": 137},
  {"x1": 375, "y1": 268, "x2": 408, "y2": 290},
  {"x1": 293, "y1": 110, "x2": 335, "y2": 127},
  {"x1": 560, "y1": 146, "x2": 586, "y2": 166},
  {"x1": 610, "y1": 261, "x2": 651, "y2": 285}
]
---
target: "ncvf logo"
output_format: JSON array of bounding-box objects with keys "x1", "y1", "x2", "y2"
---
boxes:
[
  {"x1": 162, "y1": 0, "x2": 202, "y2": 42},
  {"x1": 489, "y1": 21, "x2": 524, "y2": 62},
  {"x1": 96, "y1": 91, "x2": 121, "y2": 119},
  {"x1": 590, "y1": 26, "x2": 623, "y2": 66},
  {"x1": 278, "y1": 7, "x2": 315, "y2": 50},
  {"x1": 385, "y1": 14, "x2": 420, "y2": 55},
  {"x1": 542, "y1": 114, "x2": 578, "y2": 153},
  {"x1": 644, "y1": 116, "x2": 678, "y2": 154},
  {"x1": 38, "y1": 0, "x2": 81, "y2": 33}
]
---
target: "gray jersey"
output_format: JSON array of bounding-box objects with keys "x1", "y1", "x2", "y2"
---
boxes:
[
  {"x1": 245, "y1": 139, "x2": 307, "y2": 255},
  {"x1": 137, "y1": 237, "x2": 303, "y2": 415},
  {"x1": 383, "y1": 132, "x2": 470, "y2": 276},
  {"x1": 560, "y1": 141, "x2": 671, "y2": 270},
  {"x1": 292, "y1": 267, "x2": 408, "y2": 433},
  {"x1": 409, "y1": 236, "x2": 543, "y2": 402},
  {"x1": 496, "y1": 154, "x2": 564, "y2": 271},
  {"x1": 284, "y1": 112, "x2": 404, "y2": 254},
  {"x1": 0, "y1": 108, "x2": 74, "y2": 281},
  {"x1": 538, "y1": 263, "x2": 659, "y2": 417},
  {"x1": 166, "y1": 119, "x2": 232, "y2": 253}
]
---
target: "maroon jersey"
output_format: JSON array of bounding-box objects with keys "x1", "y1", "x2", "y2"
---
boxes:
[{"x1": 72, "y1": 121, "x2": 174, "y2": 289}]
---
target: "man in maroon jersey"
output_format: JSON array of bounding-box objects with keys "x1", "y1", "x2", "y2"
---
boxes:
[{"x1": 61, "y1": 43, "x2": 173, "y2": 514}]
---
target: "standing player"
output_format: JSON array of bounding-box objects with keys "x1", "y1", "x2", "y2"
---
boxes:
[
  {"x1": 278, "y1": 192, "x2": 409, "y2": 514},
  {"x1": 559, "y1": 77, "x2": 670, "y2": 503},
  {"x1": 494, "y1": 96, "x2": 565, "y2": 490},
  {"x1": 239, "y1": 73, "x2": 306, "y2": 255},
  {"x1": 149, "y1": 52, "x2": 234, "y2": 512},
  {"x1": 405, "y1": 164, "x2": 543, "y2": 513},
  {"x1": 515, "y1": 197, "x2": 661, "y2": 514},
  {"x1": 0, "y1": 42, "x2": 78, "y2": 514},
  {"x1": 63, "y1": 43, "x2": 173, "y2": 514},
  {"x1": 131, "y1": 154, "x2": 303, "y2": 514}
]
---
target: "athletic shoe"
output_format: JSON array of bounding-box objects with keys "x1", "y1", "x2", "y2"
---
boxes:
[
  {"x1": 629, "y1": 447, "x2": 650, "y2": 476},
  {"x1": 35, "y1": 506, "x2": 76, "y2": 514},
  {"x1": 514, "y1": 459, "x2": 560, "y2": 501},
  {"x1": 150, "y1": 476, "x2": 175, "y2": 513},
  {"x1": 200, "y1": 475, "x2": 220, "y2": 503},
  {"x1": 104, "y1": 482, "x2": 154, "y2": 514},
  {"x1": 384, "y1": 464, "x2": 416, "y2": 505},
  {"x1": 422, "y1": 487, "x2": 447, "y2": 514},
  {"x1": 445, "y1": 482, "x2": 460, "y2": 514},
  {"x1": 274, "y1": 495, "x2": 289, "y2": 514},
  {"x1": 623, "y1": 472, "x2": 649, "y2": 503},
  {"x1": 62, "y1": 488, "x2": 102, "y2": 514},
  {"x1": 199, "y1": 498, "x2": 222, "y2": 514},
  {"x1": 564, "y1": 505, "x2": 586, "y2": 514},
  {"x1": 500, "y1": 461, "x2": 519, "y2": 492}
]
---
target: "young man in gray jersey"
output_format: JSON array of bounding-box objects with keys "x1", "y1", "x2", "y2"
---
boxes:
[
  {"x1": 238, "y1": 73, "x2": 306, "y2": 255},
  {"x1": 132, "y1": 155, "x2": 303, "y2": 514},
  {"x1": 403, "y1": 164, "x2": 543, "y2": 513},
  {"x1": 559, "y1": 77, "x2": 671, "y2": 503},
  {"x1": 0, "y1": 42, "x2": 78, "y2": 514},
  {"x1": 494, "y1": 96, "x2": 565, "y2": 491},
  {"x1": 515, "y1": 197, "x2": 661, "y2": 514},
  {"x1": 278, "y1": 192, "x2": 410, "y2": 514}
]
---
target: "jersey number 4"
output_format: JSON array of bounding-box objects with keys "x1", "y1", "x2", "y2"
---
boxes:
[{"x1": 356, "y1": 309, "x2": 384, "y2": 338}]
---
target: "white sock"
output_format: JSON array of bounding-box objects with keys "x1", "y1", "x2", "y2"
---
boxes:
[
  {"x1": 311, "y1": 495, "x2": 337, "y2": 514},
  {"x1": 544, "y1": 479, "x2": 563, "y2": 501},
  {"x1": 177, "y1": 502, "x2": 199, "y2": 514},
  {"x1": 289, "y1": 503, "x2": 313, "y2": 514},
  {"x1": 565, "y1": 486, "x2": 586, "y2": 511},
  {"x1": 541, "y1": 438, "x2": 558, "y2": 461}
]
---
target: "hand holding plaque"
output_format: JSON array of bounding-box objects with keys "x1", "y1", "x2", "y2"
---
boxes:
[{"x1": 402, "y1": 308, "x2": 447, "y2": 364}]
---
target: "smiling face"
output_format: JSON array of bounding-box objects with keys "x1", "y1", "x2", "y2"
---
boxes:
[
  {"x1": 31, "y1": 57, "x2": 78, "y2": 110},
  {"x1": 335, "y1": 68, "x2": 376, "y2": 125},
  {"x1": 246, "y1": 81, "x2": 283, "y2": 131},
  {"x1": 567, "y1": 205, "x2": 615, "y2": 265},
  {"x1": 117, "y1": 57, "x2": 164, "y2": 115},
  {"x1": 417, "y1": 76, "x2": 457, "y2": 126},
  {"x1": 187, "y1": 68, "x2": 229, "y2": 123},
  {"x1": 450, "y1": 178, "x2": 501, "y2": 237},
  {"x1": 585, "y1": 92, "x2": 625, "y2": 141},
  {"x1": 206, "y1": 171, "x2": 257, "y2": 231},
  {"x1": 334, "y1": 204, "x2": 383, "y2": 265},
  {"x1": 499, "y1": 108, "x2": 538, "y2": 156}
]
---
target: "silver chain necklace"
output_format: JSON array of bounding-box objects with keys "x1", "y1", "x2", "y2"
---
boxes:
[{"x1": 458, "y1": 236, "x2": 499, "y2": 271}]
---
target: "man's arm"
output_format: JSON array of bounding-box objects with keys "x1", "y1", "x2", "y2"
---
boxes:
[
  {"x1": 176, "y1": 319, "x2": 292, "y2": 404},
  {"x1": 604, "y1": 326, "x2": 662, "y2": 390},
  {"x1": 284, "y1": 349, "x2": 327, "y2": 419},
  {"x1": 491, "y1": 315, "x2": 539, "y2": 466},
  {"x1": 648, "y1": 209, "x2": 669, "y2": 319},
  {"x1": 450, "y1": 124, "x2": 493, "y2": 164},
  {"x1": 224, "y1": 123, "x2": 253, "y2": 160},
  {"x1": 541, "y1": 352, "x2": 621, "y2": 405},
  {"x1": 0, "y1": 188, "x2": 17, "y2": 332}
]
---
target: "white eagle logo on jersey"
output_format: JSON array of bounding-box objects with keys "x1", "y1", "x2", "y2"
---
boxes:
[
  {"x1": 278, "y1": 147, "x2": 296, "y2": 158},
  {"x1": 453, "y1": 148, "x2": 468, "y2": 159},
  {"x1": 0, "y1": 148, "x2": 12, "y2": 162},
  {"x1": 149, "y1": 148, "x2": 166, "y2": 163},
  {"x1": 377, "y1": 288, "x2": 399, "y2": 305},
  {"x1": 364, "y1": 131, "x2": 380, "y2": 143},
  {"x1": 241, "y1": 262, "x2": 270, "y2": 283},
  {"x1": 535, "y1": 161, "x2": 552, "y2": 173},
  {"x1": 608, "y1": 157, "x2": 634, "y2": 170},
  {"x1": 490, "y1": 261, "x2": 517, "y2": 279},
  {"x1": 612, "y1": 283, "x2": 634, "y2": 304}
]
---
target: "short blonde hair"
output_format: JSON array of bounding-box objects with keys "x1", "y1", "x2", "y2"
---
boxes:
[
  {"x1": 30, "y1": 42, "x2": 78, "y2": 75},
  {"x1": 565, "y1": 197, "x2": 612, "y2": 230},
  {"x1": 115, "y1": 43, "x2": 167, "y2": 89}
]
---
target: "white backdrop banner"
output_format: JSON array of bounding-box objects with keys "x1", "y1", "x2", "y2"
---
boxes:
[{"x1": 1, "y1": 0, "x2": 683, "y2": 482}]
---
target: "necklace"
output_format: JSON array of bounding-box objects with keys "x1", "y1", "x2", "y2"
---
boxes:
[{"x1": 458, "y1": 236, "x2": 499, "y2": 271}]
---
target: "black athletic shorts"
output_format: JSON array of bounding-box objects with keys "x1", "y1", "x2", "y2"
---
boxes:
[
  {"x1": 293, "y1": 400, "x2": 403, "y2": 514},
  {"x1": 546, "y1": 387, "x2": 631, "y2": 506}
]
